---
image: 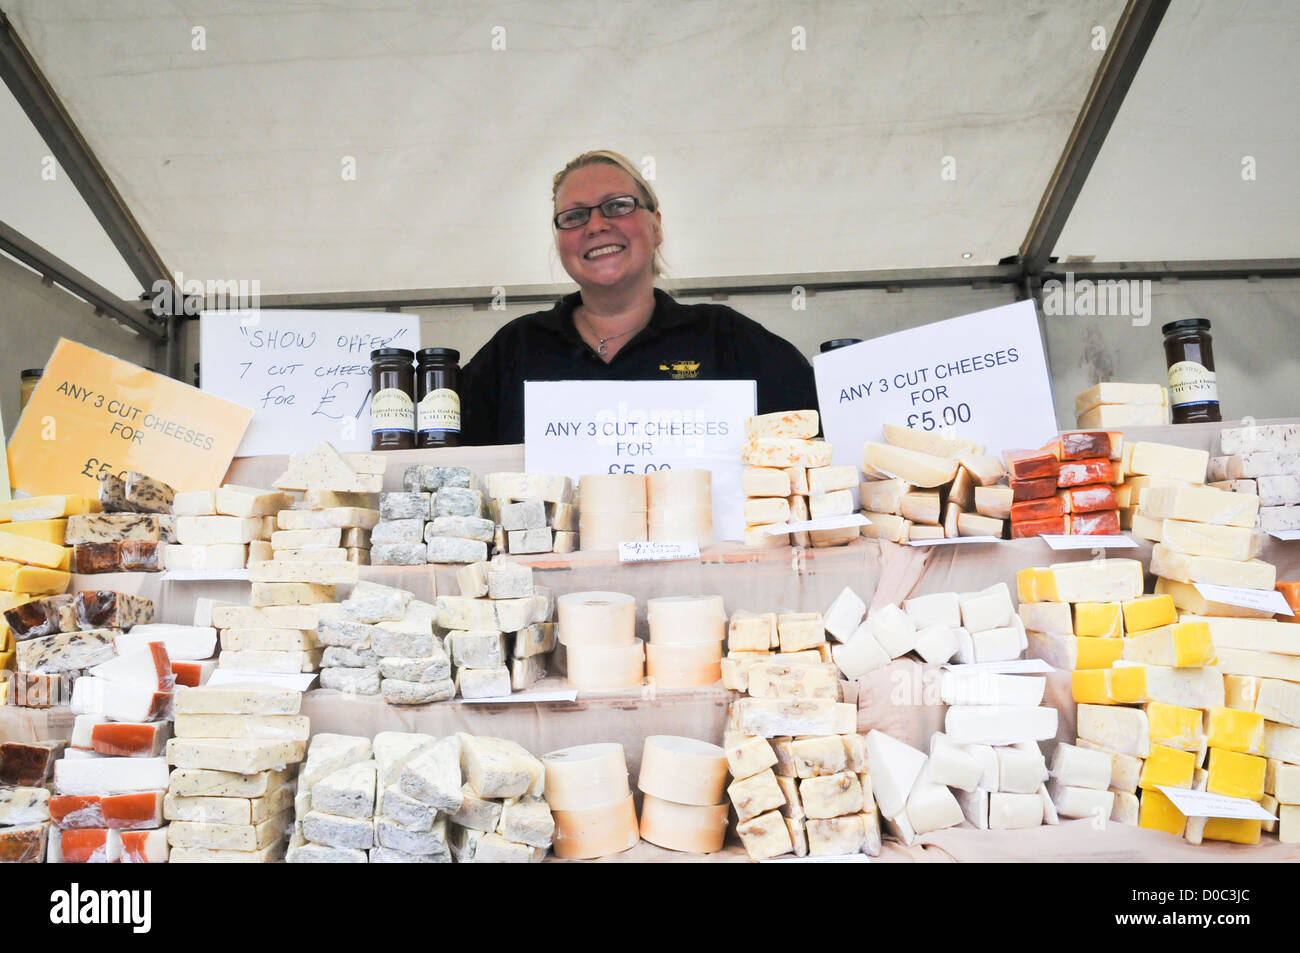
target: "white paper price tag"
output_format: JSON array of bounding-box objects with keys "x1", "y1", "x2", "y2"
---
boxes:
[
  {"x1": 763, "y1": 853, "x2": 871, "y2": 864},
  {"x1": 1040, "y1": 534, "x2": 1137, "y2": 550},
  {"x1": 524, "y1": 380, "x2": 755, "y2": 541},
  {"x1": 814, "y1": 300, "x2": 1058, "y2": 469},
  {"x1": 1155, "y1": 786, "x2": 1277, "y2": 821},
  {"x1": 943, "y1": 659, "x2": 1054, "y2": 674},
  {"x1": 461, "y1": 690, "x2": 579, "y2": 705},
  {"x1": 618, "y1": 541, "x2": 701, "y2": 563},
  {"x1": 768, "y1": 514, "x2": 868, "y2": 535},
  {"x1": 1193, "y1": 582, "x2": 1292, "y2": 615},
  {"x1": 906, "y1": 536, "x2": 999, "y2": 547},
  {"x1": 1270, "y1": 529, "x2": 1300, "y2": 541},
  {"x1": 207, "y1": 669, "x2": 318, "y2": 693}
]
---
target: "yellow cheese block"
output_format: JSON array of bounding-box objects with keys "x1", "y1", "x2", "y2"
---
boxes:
[
  {"x1": 1050, "y1": 559, "x2": 1145, "y2": 604},
  {"x1": 1106, "y1": 665, "x2": 1148, "y2": 704},
  {"x1": 0, "y1": 495, "x2": 94, "y2": 522},
  {"x1": 1016, "y1": 568, "x2": 1058, "y2": 603},
  {"x1": 1122, "y1": 622, "x2": 1216, "y2": 668},
  {"x1": 1128, "y1": 442, "x2": 1209, "y2": 484},
  {"x1": 1077, "y1": 636, "x2": 1124, "y2": 669},
  {"x1": 1072, "y1": 669, "x2": 1113, "y2": 705},
  {"x1": 1, "y1": 625, "x2": 11, "y2": 653},
  {"x1": 1146, "y1": 702, "x2": 1207, "y2": 752},
  {"x1": 12, "y1": 567, "x2": 71, "y2": 596},
  {"x1": 0, "y1": 649, "x2": 12, "y2": 670},
  {"x1": 1206, "y1": 748, "x2": 1266, "y2": 800},
  {"x1": 0, "y1": 562, "x2": 17, "y2": 590},
  {"x1": 861, "y1": 443, "x2": 957, "y2": 488},
  {"x1": 1205, "y1": 706, "x2": 1265, "y2": 755},
  {"x1": 0, "y1": 591, "x2": 32, "y2": 614},
  {"x1": 1161, "y1": 519, "x2": 1262, "y2": 562},
  {"x1": 1201, "y1": 817, "x2": 1262, "y2": 845},
  {"x1": 1122, "y1": 595, "x2": 1177, "y2": 633},
  {"x1": 1138, "y1": 788, "x2": 1187, "y2": 835},
  {"x1": 0, "y1": 519, "x2": 69, "y2": 544},
  {"x1": 0, "y1": 534, "x2": 67, "y2": 570},
  {"x1": 1074, "y1": 602, "x2": 1124, "y2": 638},
  {"x1": 1139, "y1": 744, "x2": 1196, "y2": 791}
]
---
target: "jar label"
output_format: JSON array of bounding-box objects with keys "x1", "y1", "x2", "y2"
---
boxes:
[
  {"x1": 371, "y1": 387, "x2": 415, "y2": 433},
  {"x1": 418, "y1": 388, "x2": 461, "y2": 434},
  {"x1": 1167, "y1": 360, "x2": 1219, "y2": 408}
]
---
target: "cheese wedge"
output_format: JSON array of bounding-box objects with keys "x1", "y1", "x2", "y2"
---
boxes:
[
  {"x1": 861, "y1": 444, "x2": 957, "y2": 488},
  {"x1": 882, "y1": 423, "x2": 984, "y2": 457}
]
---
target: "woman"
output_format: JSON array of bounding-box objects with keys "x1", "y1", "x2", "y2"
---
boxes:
[{"x1": 460, "y1": 150, "x2": 819, "y2": 446}]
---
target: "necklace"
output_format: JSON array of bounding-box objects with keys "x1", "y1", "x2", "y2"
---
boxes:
[{"x1": 580, "y1": 311, "x2": 645, "y2": 357}]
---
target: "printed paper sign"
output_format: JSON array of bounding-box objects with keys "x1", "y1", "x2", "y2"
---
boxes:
[
  {"x1": 1193, "y1": 582, "x2": 1292, "y2": 615},
  {"x1": 906, "y1": 536, "x2": 999, "y2": 547},
  {"x1": 200, "y1": 309, "x2": 419, "y2": 456},
  {"x1": 1041, "y1": 534, "x2": 1137, "y2": 550},
  {"x1": 462, "y1": 689, "x2": 578, "y2": 704},
  {"x1": 771, "y1": 514, "x2": 868, "y2": 535},
  {"x1": 524, "y1": 380, "x2": 755, "y2": 541},
  {"x1": 619, "y1": 542, "x2": 701, "y2": 563},
  {"x1": 1156, "y1": 786, "x2": 1277, "y2": 821},
  {"x1": 813, "y1": 300, "x2": 1057, "y2": 469},
  {"x1": 7, "y1": 339, "x2": 252, "y2": 495},
  {"x1": 943, "y1": 659, "x2": 1054, "y2": 674}
]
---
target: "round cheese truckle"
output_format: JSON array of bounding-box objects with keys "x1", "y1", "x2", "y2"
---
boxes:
[
  {"x1": 639, "y1": 794, "x2": 727, "y2": 853},
  {"x1": 541, "y1": 743, "x2": 631, "y2": 811},
  {"x1": 565, "y1": 641, "x2": 645, "y2": 691},
  {"x1": 645, "y1": 641, "x2": 723, "y2": 688},
  {"x1": 646, "y1": 596, "x2": 725, "y2": 644},
  {"x1": 556, "y1": 592, "x2": 637, "y2": 647},
  {"x1": 637, "y1": 736, "x2": 728, "y2": 806}
]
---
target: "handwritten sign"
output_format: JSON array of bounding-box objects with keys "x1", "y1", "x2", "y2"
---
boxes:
[
  {"x1": 200, "y1": 309, "x2": 419, "y2": 456},
  {"x1": 619, "y1": 542, "x2": 701, "y2": 562},
  {"x1": 813, "y1": 300, "x2": 1058, "y2": 469},
  {"x1": 1041, "y1": 534, "x2": 1137, "y2": 550},
  {"x1": 7, "y1": 339, "x2": 251, "y2": 495},
  {"x1": 524, "y1": 380, "x2": 755, "y2": 541},
  {"x1": 1193, "y1": 582, "x2": 1292, "y2": 615},
  {"x1": 1156, "y1": 786, "x2": 1277, "y2": 821}
]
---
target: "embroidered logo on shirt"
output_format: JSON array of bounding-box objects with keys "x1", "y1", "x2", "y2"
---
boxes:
[{"x1": 659, "y1": 360, "x2": 701, "y2": 379}]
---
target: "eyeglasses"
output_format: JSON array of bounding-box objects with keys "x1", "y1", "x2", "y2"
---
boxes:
[{"x1": 553, "y1": 195, "x2": 648, "y2": 230}]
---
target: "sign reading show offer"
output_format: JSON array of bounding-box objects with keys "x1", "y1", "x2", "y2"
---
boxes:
[
  {"x1": 813, "y1": 300, "x2": 1058, "y2": 468},
  {"x1": 524, "y1": 380, "x2": 754, "y2": 541}
]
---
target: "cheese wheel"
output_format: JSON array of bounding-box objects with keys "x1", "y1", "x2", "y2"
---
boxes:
[
  {"x1": 648, "y1": 505, "x2": 714, "y2": 544},
  {"x1": 541, "y1": 743, "x2": 631, "y2": 810},
  {"x1": 646, "y1": 596, "x2": 725, "y2": 644},
  {"x1": 566, "y1": 640, "x2": 645, "y2": 691},
  {"x1": 578, "y1": 474, "x2": 647, "y2": 512},
  {"x1": 638, "y1": 735, "x2": 728, "y2": 806},
  {"x1": 556, "y1": 591, "x2": 636, "y2": 647},
  {"x1": 639, "y1": 794, "x2": 728, "y2": 853},
  {"x1": 645, "y1": 640, "x2": 723, "y2": 687},
  {"x1": 551, "y1": 794, "x2": 640, "y2": 858},
  {"x1": 647, "y1": 469, "x2": 712, "y2": 508},
  {"x1": 577, "y1": 512, "x2": 649, "y2": 550}
]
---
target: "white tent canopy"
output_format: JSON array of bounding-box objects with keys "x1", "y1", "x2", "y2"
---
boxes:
[{"x1": 0, "y1": 0, "x2": 1297, "y2": 339}]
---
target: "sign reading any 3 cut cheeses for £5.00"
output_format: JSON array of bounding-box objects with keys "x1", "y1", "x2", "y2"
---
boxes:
[{"x1": 7, "y1": 339, "x2": 252, "y2": 495}]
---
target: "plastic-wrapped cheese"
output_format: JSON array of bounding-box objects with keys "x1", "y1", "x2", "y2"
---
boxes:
[
  {"x1": 639, "y1": 794, "x2": 727, "y2": 853},
  {"x1": 637, "y1": 736, "x2": 728, "y2": 806},
  {"x1": 565, "y1": 641, "x2": 645, "y2": 691},
  {"x1": 541, "y1": 743, "x2": 631, "y2": 811},
  {"x1": 556, "y1": 592, "x2": 636, "y2": 647},
  {"x1": 646, "y1": 596, "x2": 725, "y2": 644},
  {"x1": 551, "y1": 794, "x2": 640, "y2": 859},
  {"x1": 645, "y1": 642, "x2": 722, "y2": 688}
]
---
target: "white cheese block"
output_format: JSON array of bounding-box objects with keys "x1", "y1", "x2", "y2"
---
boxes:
[
  {"x1": 956, "y1": 787, "x2": 989, "y2": 829},
  {"x1": 248, "y1": 560, "x2": 360, "y2": 585},
  {"x1": 1160, "y1": 519, "x2": 1262, "y2": 561},
  {"x1": 397, "y1": 737, "x2": 463, "y2": 812},
  {"x1": 869, "y1": 604, "x2": 917, "y2": 659},
  {"x1": 1149, "y1": 545, "x2": 1275, "y2": 590},
  {"x1": 216, "y1": 486, "x2": 291, "y2": 519},
  {"x1": 175, "y1": 516, "x2": 263, "y2": 545},
  {"x1": 164, "y1": 544, "x2": 247, "y2": 571},
  {"x1": 115, "y1": 624, "x2": 217, "y2": 662},
  {"x1": 864, "y1": 730, "x2": 927, "y2": 820},
  {"x1": 1074, "y1": 382, "x2": 1166, "y2": 415},
  {"x1": 830, "y1": 625, "x2": 890, "y2": 679},
  {"x1": 732, "y1": 698, "x2": 856, "y2": 737},
  {"x1": 861, "y1": 443, "x2": 958, "y2": 488},
  {"x1": 1018, "y1": 602, "x2": 1074, "y2": 637},
  {"x1": 940, "y1": 672, "x2": 1046, "y2": 707},
  {"x1": 173, "y1": 490, "x2": 217, "y2": 516},
  {"x1": 1049, "y1": 742, "x2": 1112, "y2": 791},
  {"x1": 1048, "y1": 781, "x2": 1115, "y2": 820},
  {"x1": 1155, "y1": 578, "x2": 1276, "y2": 619},
  {"x1": 927, "y1": 733, "x2": 983, "y2": 792},
  {"x1": 971, "y1": 627, "x2": 1023, "y2": 663},
  {"x1": 174, "y1": 683, "x2": 300, "y2": 715},
  {"x1": 70, "y1": 677, "x2": 171, "y2": 722},
  {"x1": 904, "y1": 592, "x2": 962, "y2": 629},
  {"x1": 989, "y1": 792, "x2": 1045, "y2": 830},
  {"x1": 1256, "y1": 679, "x2": 1300, "y2": 728},
  {"x1": 53, "y1": 757, "x2": 170, "y2": 795},
  {"x1": 458, "y1": 735, "x2": 542, "y2": 800},
  {"x1": 167, "y1": 737, "x2": 306, "y2": 773},
  {"x1": 860, "y1": 479, "x2": 910, "y2": 515},
  {"x1": 913, "y1": 623, "x2": 959, "y2": 665},
  {"x1": 173, "y1": 714, "x2": 310, "y2": 742},
  {"x1": 87, "y1": 643, "x2": 172, "y2": 691},
  {"x1": 1128, "y1": 441, "x2": 1209, "y2": 483},
  {"x1": 1077, "y1": 704, "x2": 1150, "y2": 758},
  {"x1": 168, "y1": 810, "x2": 293, "y2": 851},
  {"x1": 1049, "y1": 559, "x2": 1145, "y2": 604},
  {"x1": 645, "y1": 595, "x2": 725, "y2": 644},
  {"x1": 944, "y1": 706, "x2": 1058, "y2": 746},
  {"x1": 1141, "y1": 485, "x2": 1258, "y2": 527},
  {"x1": 905, "y1": 777, "x2": 964, "y2": 835},
  {"x1": 959, "y1": 583, "x2": 1015, "y2": 633},
  {"x1": 799, "y1": 771, "x2": 864, "y2": 819},
  {"x1": 1213, "y1": 648, "x2": 1300, "y2": 682},
  {"x1": 823, "y1": 587, "x2": 866, "y2": 642},
  {"x1": 882, "y1": 422, "x2": 984, "y2": 457},
  {"x1": 997, "y1": 747, "x2": 1048, "y2": 794}
]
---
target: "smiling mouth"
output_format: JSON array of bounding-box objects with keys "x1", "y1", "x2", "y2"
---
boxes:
[{"x1": 584, "y1": 244, "x2": 625, "y2": 259}]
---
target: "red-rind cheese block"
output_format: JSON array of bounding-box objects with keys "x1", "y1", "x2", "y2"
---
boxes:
[
  {"x1": 1066, "y1": 485, "x2": 1118, "y2": 514},
  {"x1": 1004, "y1": 449, "x2": 1060, "y2": 482},
  {"x1": 91, "y1": 722, "x2": 169, "y2": 758},
  {"x1": 1070, "y1": 510, "x2": 1121, "y2": 536},
  {"x1": 1058, "y1": 458, "x2": 1115, "y2": 487},
  {"x1": 1011, "y1": 516, "x2": 1067, "y2": 538},
  {"x1": 1011, "y1": 498, "x2": 1065, "y2": 522},
  {"x1": 639, "y1": 794, "x2": 728, "y2": 853},
  {"x1": 48, "y1": 795, "x2": 107, "y2": 829},
  {"x1": 52, "y1": 828, "x2": 121, "y2": 863},
  {"x1": 637, "y1": 736, "x2": 728, "y2": 806},
  {"x1": 551, "y1": 794, "x2": 640, "y2": 859},
  {"x1": 1061, "y1": 432, "x2": 1113, "y2": 461},
  {"x1": 120, "y1": 827, "x2": 169, "y2": 863},
  {"x1": 1011, "y1": 477, "x2": 1058, "y2": 502}
]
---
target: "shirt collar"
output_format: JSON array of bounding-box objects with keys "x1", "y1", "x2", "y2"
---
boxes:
[{"x1": 535, "y1": 288, "x2": 695, "y2": 345}]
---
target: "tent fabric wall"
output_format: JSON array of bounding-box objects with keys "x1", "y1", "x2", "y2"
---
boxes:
[{"x1": 0, "y1": 251, "x2": 155, "y2": 429}]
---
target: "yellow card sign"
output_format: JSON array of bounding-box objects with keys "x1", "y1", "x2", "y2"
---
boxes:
[{"x1": 7, "y1": 339, "x2": 253, "y2": 494}]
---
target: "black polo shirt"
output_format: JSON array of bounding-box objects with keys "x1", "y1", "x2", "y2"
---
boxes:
[{"x1": 460, "y1": 289, "x2": 820, "y2": 446}]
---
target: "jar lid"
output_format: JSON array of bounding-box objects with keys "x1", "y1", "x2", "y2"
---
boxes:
[
  {"x1": 20, "y1": 368, "x2": 43, "y2": 380},
  {"x1": 1161, "y1": 318, "x2": 1211, "y2": 334},
  {"x1": 370, "y1": 347, "x2": 415, "y2": 362},
  {"x1": 417, "y1": 347, "x2": 460, "y2": 363},
  {"x1": 820, "y1": 339, "x2": 863, "y2": 353}
]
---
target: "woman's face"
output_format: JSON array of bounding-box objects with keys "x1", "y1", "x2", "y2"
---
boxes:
[{"x1": 554, "y1": 163, "x2": 661, "y2": 292}]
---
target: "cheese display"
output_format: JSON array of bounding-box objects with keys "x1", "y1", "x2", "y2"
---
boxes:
[
  {"x1": 1208, "y1": 424, "x2": 1300, "y2": 532},
  {"x1": 1074, "y1": 382, "x2": 1169, "y2": 429},
  {"x1": 164, "y1": 485, "x2": 289, "y2": 570},
  {"x1": 741, "y1": 410, "x2": 840, "y2": 548}
]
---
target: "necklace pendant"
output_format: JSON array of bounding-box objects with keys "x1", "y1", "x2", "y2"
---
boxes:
[{"x1": 597, "y1": 340, "x2": 608, "y2": 356}]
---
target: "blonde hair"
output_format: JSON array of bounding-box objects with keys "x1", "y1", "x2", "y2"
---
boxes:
[{"x1": 552, "y1": 150, "x2": 667, "y2": 279}]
